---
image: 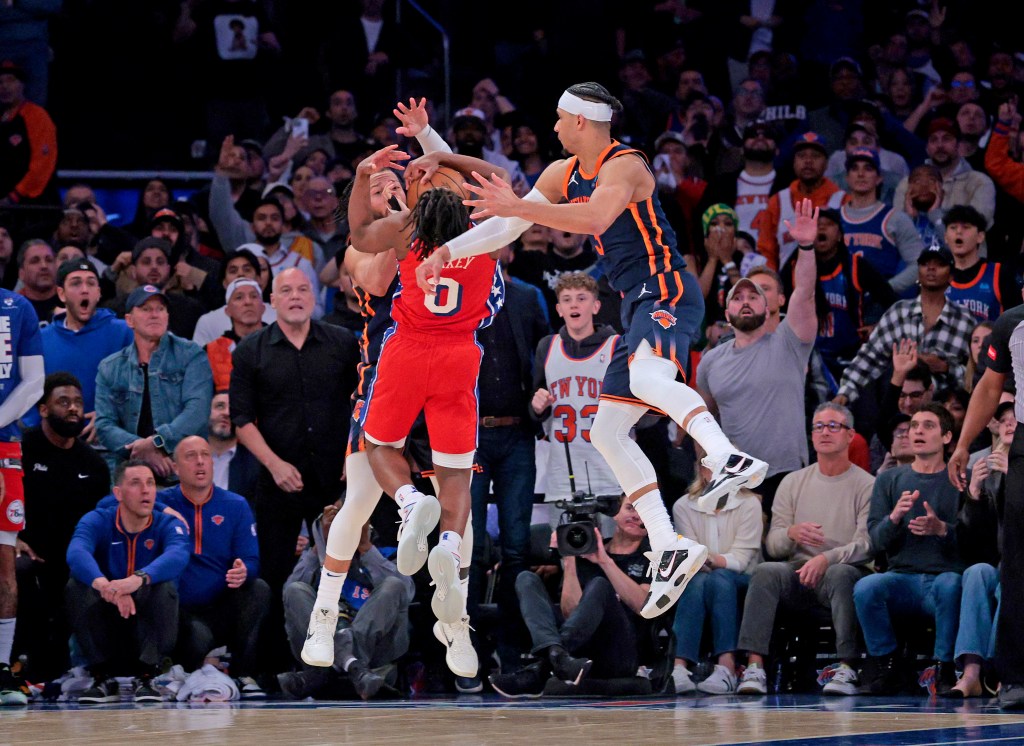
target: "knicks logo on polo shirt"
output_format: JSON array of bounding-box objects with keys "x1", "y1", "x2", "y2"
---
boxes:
[
  {"x1": 212, "y1": 515, "x2": 225, "y2": 526},
  {"x1": 145, "y1": 539, "x2": 155, "y2": 550}
]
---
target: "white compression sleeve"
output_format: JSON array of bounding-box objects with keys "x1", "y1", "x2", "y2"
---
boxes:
[
  {"x1": 446, "y1": 188, "x2": 551, "y2": 260},
  {"x1": 589, "y1": 400, "x2": 654, "y2": 496},
  {"x1": 0, "y1": 355, "x2": 44, "y2": 428},
  {"x1": 325, "y1": 451, "x2": 384, "y2": 562},
  {"x1": 415, "y1": 124, "x2": 452, "y2": 155}
]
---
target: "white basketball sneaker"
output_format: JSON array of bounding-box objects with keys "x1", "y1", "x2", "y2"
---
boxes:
[
  {"x1": 300, "y1": 607, "x2": 338, "y2": 667},
  {"x1": 640, "y1": 535, "x2": 709, "y2": 619},
  {"x1": 433, "y1": 616, "x2": 479, "y2": 678},
  {"x1": 427, "y1": 544, "x2": 465, "y2": 624},
  {"x1": 396, "y1": 493, "x2": 441, "y2": 575},
  {"x1": 697, "y1": 452, "x2": 768, "y2": 512}
]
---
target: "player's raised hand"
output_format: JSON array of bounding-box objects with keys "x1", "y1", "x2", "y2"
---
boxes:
[
  {"x1": 462, "y1": 171, "x2": 518, "y2": 219},
  {"x1": 394, "y1": 97, "x2": 431, "y2": 138},
  {"x1": 356, "y1": 144, "x2": 410, "y2": 177},
  {"x1": 783, "y1": 198, "x2": 819, "y2": 247}
]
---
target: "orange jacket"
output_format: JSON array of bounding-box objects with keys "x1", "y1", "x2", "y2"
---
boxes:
[
  {"x1": 984, "y1": 122, "x2": 1024, "y2": 204},
  {"x1": 755, "y1": 178, "x2": 845, "y2": 269},
  {"x1": 1, "y1": 101, "x2": 57, "y2": 201}
]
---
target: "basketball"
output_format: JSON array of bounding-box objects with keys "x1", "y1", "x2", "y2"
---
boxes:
[{"x1": 405, "y1": 165, "x2": 470, "y2": 208}]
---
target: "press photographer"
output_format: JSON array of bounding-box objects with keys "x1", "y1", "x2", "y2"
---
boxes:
[{"x1": 488, "y1": 499, "x2": 656, "y2": 698}]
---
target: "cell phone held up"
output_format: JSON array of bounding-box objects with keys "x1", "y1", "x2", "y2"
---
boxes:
[{"x1": 290, "y1": 117, "x2": 309, "y2": 140}]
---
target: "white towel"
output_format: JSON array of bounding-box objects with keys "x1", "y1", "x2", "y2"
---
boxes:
[{"x1": 175, "y1": 663, "x2": 239, "y2": 702}]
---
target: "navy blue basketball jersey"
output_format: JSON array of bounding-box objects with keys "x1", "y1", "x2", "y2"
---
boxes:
[
  {"x1": 562, "y1": 142, "x2": 686, "y2": 292},
  {"x1": 841, "y1": 204, "x2": 903, "y2": 280},
  {"x1": 948, "y1": 262, "x2": 1004, "y2": 322},
  {"x1": 353, "y1": 275, "x2": 398, "y2": 397}
]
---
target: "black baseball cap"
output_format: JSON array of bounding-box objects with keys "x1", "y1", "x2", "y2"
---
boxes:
[
  {"x1": 56, "y1": 258, "x2": 99, "y2": 287},
  {"x1": 132, "y1": 236, "x2": 172, "y2": 263},
  {"x1": 917, "y1": 244, "x2": 955, "y2": 267}
]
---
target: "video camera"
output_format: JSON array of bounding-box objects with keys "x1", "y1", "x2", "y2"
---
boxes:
[{"x1": 553, "y1": 491, "x2": 624, "y2": 557}]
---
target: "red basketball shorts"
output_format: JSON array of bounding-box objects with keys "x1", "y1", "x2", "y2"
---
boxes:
[
  {"x1": 361, "y1": 329, "x2": 482, "y2": 456},
  {"x1": 0, "y1": 441, "x2": 25, "y2": 533}
]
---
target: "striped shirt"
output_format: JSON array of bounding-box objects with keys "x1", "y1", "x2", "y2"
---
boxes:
[{"x1": 837, "y1": 296, "x2": 976, "y2": 401}]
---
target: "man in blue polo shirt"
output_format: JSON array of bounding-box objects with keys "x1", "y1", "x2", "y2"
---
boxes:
[
  {"x1": 65, "y1": 459, "x2": 190, "y2": 703},
  {"x1": 158, "y1": 435, "x2": 268, "y2": 698}
]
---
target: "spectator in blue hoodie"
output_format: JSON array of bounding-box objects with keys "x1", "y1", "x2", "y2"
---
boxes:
[
  {"x1": 41, "y1": 259, "x2": 133, "y2": 442},
  {"x1": 65, "y1": 460, "x2": 190, "y2": 703},
  {"x1": 158, "y1": 435, "x2": 268, "y2": 697}
]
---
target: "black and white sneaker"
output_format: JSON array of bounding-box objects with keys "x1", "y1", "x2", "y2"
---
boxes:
[
  {"x1": 79, "y1": 677, "x2": 121, "y2": 704},
  {"x1": 133, "y1": 678, "x2": 163, "y2": 703},
  {"x1": 489, "y1": 662, "x2": 547, "y2": 699},
  {"x1": 639, "y1": 536, "x2": 708, "y2": 619},
  {"x1": 697, "y1": 452, "x2": 768, "y2": 511}
]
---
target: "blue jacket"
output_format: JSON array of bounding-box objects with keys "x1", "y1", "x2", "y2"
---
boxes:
[
  {"x1": 41, "y1": 308, "x2": 134, "y2": 412},
  {"x1": 155, "y1": 485, "x2": 260, "y2": 608},
  {"x1": 66, "y1": 505, "x2": 190, "y2": 587},
  {"x1": 94, "y1": 332, "x2": 213, "y2": 467}
]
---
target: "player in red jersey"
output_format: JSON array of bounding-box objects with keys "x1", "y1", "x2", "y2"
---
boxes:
[
  {"x1": 302, "y1": 100, "x2": 487, "y2": 682},
  {"x1": 326, "y1": 143, "x2": 506, "y2": 650}
]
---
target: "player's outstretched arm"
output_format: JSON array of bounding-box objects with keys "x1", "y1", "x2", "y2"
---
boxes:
[{"x1": 349, "y1": 145, "x2": 411, "y2": 255}]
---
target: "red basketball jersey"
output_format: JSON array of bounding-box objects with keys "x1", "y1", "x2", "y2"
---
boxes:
[{"x1": 392, "y1": 245, "x2": 503, "y2": 335}]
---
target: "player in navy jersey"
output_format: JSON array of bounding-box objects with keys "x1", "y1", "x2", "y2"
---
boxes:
[
  {"x1": 0, "y1": 288, "x2": 44, "y2": 704},
  {"x1": 416, "y1": 81, "x2": 777, "y2": 619}
]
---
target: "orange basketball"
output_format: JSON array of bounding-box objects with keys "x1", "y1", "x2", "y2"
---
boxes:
[{"x1": 405, "y1": 165, "x2": 470, "y2": 208}]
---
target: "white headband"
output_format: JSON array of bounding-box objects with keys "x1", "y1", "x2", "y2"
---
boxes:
[{"x1": 558, "y1": 91, "x2": 613, "y2": 122}]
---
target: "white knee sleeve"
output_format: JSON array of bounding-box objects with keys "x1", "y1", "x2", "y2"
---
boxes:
[
  {"x1": 326, "y1": 451, "x2": 384, "y2": 562},
  {"x1": 589, "y1": 400, "x2": 656, "y2": 496},
  {"x1": 628, "y1": 341, "x2": 707, "y2": 425}
]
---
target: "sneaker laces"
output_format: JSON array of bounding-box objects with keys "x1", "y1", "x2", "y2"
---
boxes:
[
  {"x1": 445, "y1": 617, "x2": 476, "y2": 653},
  {"x1": 309, "y1": 609, "x2": 336, "y2": 647}
]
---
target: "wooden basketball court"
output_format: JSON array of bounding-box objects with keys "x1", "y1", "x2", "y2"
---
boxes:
[{"x1": 7, "y1": 694, "x2": 1024, "y2": 745}]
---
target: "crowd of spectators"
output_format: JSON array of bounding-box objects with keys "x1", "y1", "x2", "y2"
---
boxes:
[{"x1": 2, "y1": 0, "x2": 1024, "y2": 706}]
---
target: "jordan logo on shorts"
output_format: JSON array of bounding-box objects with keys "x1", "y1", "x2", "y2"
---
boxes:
[
  {"x1": 638, "y1": 283, "x2": 652, "y2": 298},
  {"x1": 650, "y1": 310, "x2": 677, "y2": 329}
]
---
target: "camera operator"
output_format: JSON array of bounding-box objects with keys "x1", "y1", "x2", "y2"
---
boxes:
[{"x1": 488, "y1": 500, "x2": 653, "y2": 698}]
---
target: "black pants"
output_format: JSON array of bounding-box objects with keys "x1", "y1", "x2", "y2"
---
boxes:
[
  {"x1": 516, "y1": 572, "x2": 638, "y2": 678},
  {"x1": 998, "y1": 434, "x2": 1024, "y2": 684},
  {"x1": 255, "y1": 471, "x2": 343, "y2": 670},
  {"x1": 177, "y1": 579, "x2": 271, "y2": 676},
  {"x1": 65, "y1": 579, "x2": 178, "y2": 674},
  {"x1": 15, "y1": 559, "x2": 71, "y2": 680}
]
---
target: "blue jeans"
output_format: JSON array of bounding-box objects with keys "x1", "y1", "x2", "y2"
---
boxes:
[
  {"x1": 853, "y1": 571, "x2": 962, "y2": 661},
  {"x1": 468, "y1": 426, "x2": 537, "y2": 606},
  {"x1": 954, "y1": 563, "x2": 1000, "y2": 662},
  {"x1": 672, "y1": 569, "x2": 749, "y2": 663}
]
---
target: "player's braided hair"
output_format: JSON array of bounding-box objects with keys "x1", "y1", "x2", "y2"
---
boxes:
[
  {"x1": 406, "y1": 187, "x2": 470, "y2": 259},
  {"x1": 565, "y1": 82, "x2": 624, "y2": 114}
]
